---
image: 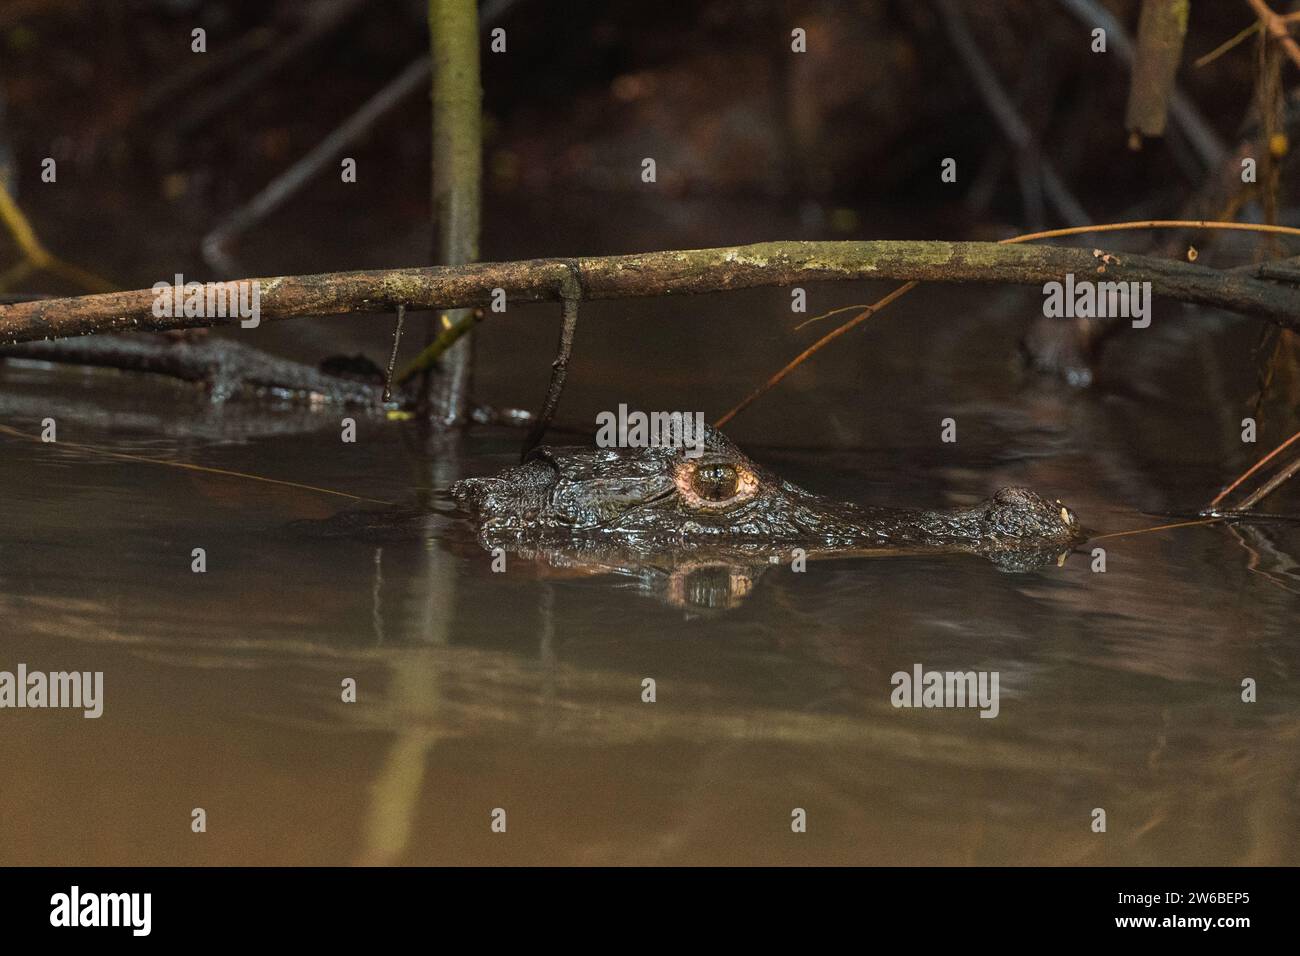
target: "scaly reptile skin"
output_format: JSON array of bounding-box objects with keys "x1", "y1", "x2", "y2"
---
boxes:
[{"x1": 452, "y1": 425, "x2": 1086, "y2": 598}]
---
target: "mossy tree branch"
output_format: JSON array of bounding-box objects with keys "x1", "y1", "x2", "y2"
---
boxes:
[{"x1": 3, "y1": 239, "x2": 1300, "y2": 345}]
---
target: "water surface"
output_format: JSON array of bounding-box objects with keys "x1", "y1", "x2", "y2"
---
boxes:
[{"x1": 2, "y1": 283, "x2": 1296, "y2": 865}]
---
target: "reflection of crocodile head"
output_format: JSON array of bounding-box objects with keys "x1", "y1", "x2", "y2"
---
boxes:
[{"x1": 451, "y1": 426, "x2": 1086, "y2": 610}]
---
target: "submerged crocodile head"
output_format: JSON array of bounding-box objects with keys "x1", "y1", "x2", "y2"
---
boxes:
[{"x1": 451, "y1": 426, "x2": 1085, "y2": 607}]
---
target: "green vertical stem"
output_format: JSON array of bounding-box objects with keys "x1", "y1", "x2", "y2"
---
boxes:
[
  {"x1": 427, "y1": 0, "x2": 482, "y2": 424},
  {"x1": 1124, "y1": 0, "x2": 1190, "y2": 140}
]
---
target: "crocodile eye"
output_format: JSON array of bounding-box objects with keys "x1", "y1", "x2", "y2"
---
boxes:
[
  {"x1": 692, "y1": 463, "x2": 739, "y2": 501},
  {"x1": 674, "y1": 459, "x2": 760, "y2": 511}
]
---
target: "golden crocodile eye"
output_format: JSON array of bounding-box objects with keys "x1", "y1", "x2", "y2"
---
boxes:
[
  {"x1": 692, "y1": 463, "x2": 739, "y2": 501},
  {"x1": 675, "y1": 459, "x2": 759, "y2": 510}
]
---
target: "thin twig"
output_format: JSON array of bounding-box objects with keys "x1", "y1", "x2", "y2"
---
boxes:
[
  {"x1": 714, "y1": 282, "x2": 917, "y2": 428},
  {"x1": 794, "y1": 301, "x2": 878, "y2": 331},
  {"x1": 522, "y1": 293, "x2": 580, "y2": 459},
  {"x1": 394, "y1": 308, "x2": 483, "y2": 384},
  {"x1": 936, "y1": 0, "x2": 1089, "y2": 226},
  {"x1": 1246, "y1": 0, "x2": 1300, "y2": 71},
  {"x1": 383, "y1": 303, "x2": 406, "y2": 402},
  {"x1": 1195, "y1": 20, "x2": 1262, "y2": 69},
  {"x1": 1235, "y1": 455, "x2": 1300, "y2": 511},
  {"x1": 201, "y1": 56, "x2": 432, "y2": 274},
  {"x1": 1012, "y1": 218, "x2": 1300, "y2": 243},
  {"x1": 1090, "y1": 517, "x2": 1222, "y2": 540},
  {"x1": 1215, "y1": 509, "x2": 1300, "y2": 520},
  {"x1": 0, "y1": 180, "x2": 115, "y2": 293},
  {"x1": 714, "y1": 219, "x2": 1300, "y2": 427},
  {"x1": 199, "y1": 0, "x2": 522, "y2": 275},
  {"x1": 1209, "y1": 426, "x2": 1300, "y2": 507},
  {"x1": 0, "y1": 424, "x2": 393, "y2": 504},
  {"x1": 173, "y1": 0, "x2": 368, "y2": 140}
]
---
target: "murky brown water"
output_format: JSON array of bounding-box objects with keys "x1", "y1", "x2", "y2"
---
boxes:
[{"x1": 3, "y1": 197, "x2": 1299, "y2": 866}]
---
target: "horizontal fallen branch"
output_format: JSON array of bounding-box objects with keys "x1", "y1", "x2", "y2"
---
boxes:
[
  {"x1": 2, "y1": 333, "x2": 390, "y2": 405},
  {"x1": 3, "y1": 239, "x2": 1300, "y2": 345}
]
